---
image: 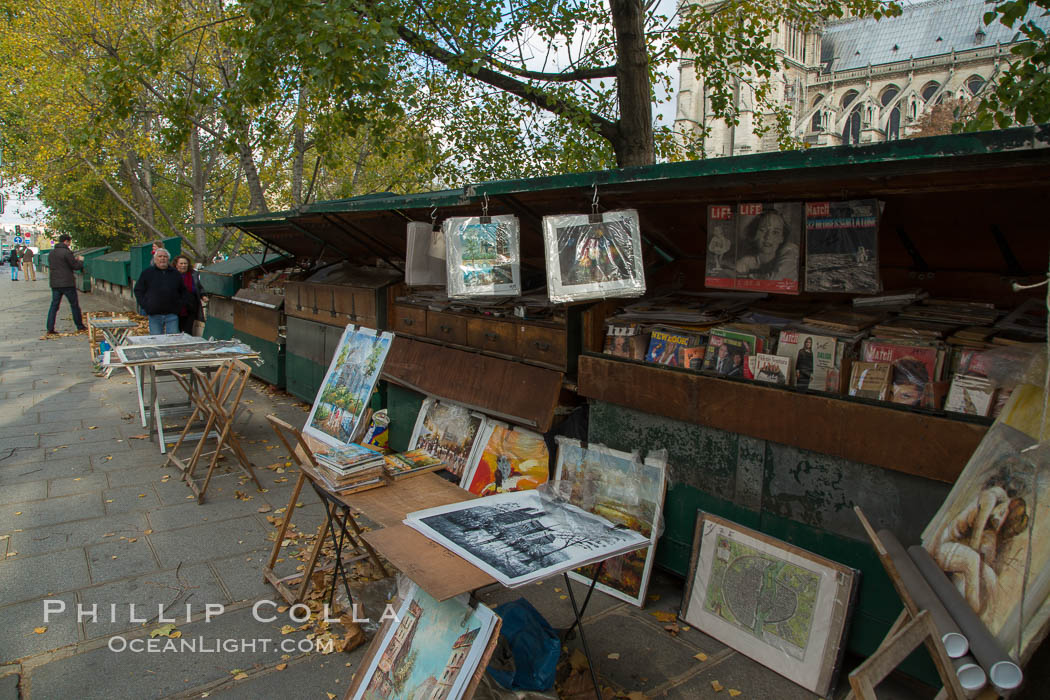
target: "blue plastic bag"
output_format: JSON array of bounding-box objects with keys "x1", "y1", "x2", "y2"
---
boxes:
[{"x1": 488, "y1": 598, "x2": 561, "y2": 691}]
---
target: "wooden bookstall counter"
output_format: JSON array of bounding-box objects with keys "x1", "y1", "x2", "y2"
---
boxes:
[
  {"x1": 577, "y1": 353, "x2": 988, "y2": 484},
  {"x1": 285, "y1": 263, "x2": 401, "y2": 329}
]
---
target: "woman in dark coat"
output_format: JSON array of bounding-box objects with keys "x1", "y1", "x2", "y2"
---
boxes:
[{"x1": 174, "y1": 255, "x2": 208, "y2": 335}]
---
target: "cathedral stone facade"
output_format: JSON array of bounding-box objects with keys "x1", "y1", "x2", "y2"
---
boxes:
[{"x1": 674, "y1": 0, "x2": 1049, "y2": 157}]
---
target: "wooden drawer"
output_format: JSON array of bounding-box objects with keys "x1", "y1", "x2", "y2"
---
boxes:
[
  {"x1": 391, "y1": 304, "x2": 426, "y2": 335},
  {"x1": 467, "y1": 318, "x2": 519, "y2": 356},
  {"x1": 519, "y1": 325, "x2": 567, "y2": 366},
  {"x1": 427, "y1": 311, "x2": 468, "y2": 346}
]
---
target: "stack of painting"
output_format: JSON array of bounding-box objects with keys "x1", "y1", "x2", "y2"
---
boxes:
[
  {"x1": 348, "y1": 581, "x2": 500, "y2": 700},
  {"x1": 408, "y1": 397, "x2": 487, "y2": 482},
  {"x1": 461, "y1": 421, "x2": 549, "y2": 496},
  {"x1": 304, "y1": 326, "x2": 394, "y2": 448},
  {"x1": 553, "y1": 438, "x2": 667, "y2": 607}
]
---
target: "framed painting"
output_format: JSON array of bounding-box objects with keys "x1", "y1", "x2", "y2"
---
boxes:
[
  {"x1": 304, "y1": 325, "x2": 394, "y2": 449},
  {"x1": 542, "y1": 209, "x2": 646, "y2": 303},
  {"x1": 348, "y1": 581, "x2": 500, "y2": 700},
  {"x1": 404, "y1": 490, "x2": 650, "y2": 588},
  {"x1": 682, "y1": 513, "x2": 857, "y2": 697},
  {"x1": 554, "y1": 438, "x2": 667, "y2": 607},
  {"x1": 409, "y1": 397, "x2": 487, "y2": 481},
  {"x1": 461, "y1": 420, "x2": 549, "y2": 495},
  {"x1": 443, "y1": 214, "x2": 521, "y2": 298}
]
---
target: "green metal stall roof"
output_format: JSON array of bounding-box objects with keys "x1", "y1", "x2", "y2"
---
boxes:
[
  {"x1": 216, "y1": 125, "x2": 1050, "y2": 267},
  {"x1": 199, "y1": 250, "x2": 291, "y2": 297},
  {"x1": 88, "y1": 251, "x2": 132, "y2": 286}
]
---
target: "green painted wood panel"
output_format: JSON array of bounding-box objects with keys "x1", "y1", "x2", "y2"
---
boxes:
[
  {"x1": 202, "y1": 317, "x2": 234, "y2": 341},
  {"x1": 232, "y1": 330, "x2": 285, "y2": 388}
]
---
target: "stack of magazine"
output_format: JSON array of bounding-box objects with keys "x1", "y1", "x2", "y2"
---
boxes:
[
  {"x1": 382, "y1": 448, "x2": 446, "y2": 481},
  {"x1": 313, "y1": 443, "x2": 387, "y2": 493}
]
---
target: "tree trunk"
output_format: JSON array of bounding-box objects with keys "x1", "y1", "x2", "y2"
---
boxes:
[
  {"x1": 190, "y1": 127, "x2": 208, "y2": 256},
  {"x1": 292, "y1": 84, "x2": 307, "y2": 207},
  {"x1": 238, "y1": 141, "x2": 269, "y2": 214},
  {"x1": 610, "y1": 0, "x2": 655, "y2": 167}
]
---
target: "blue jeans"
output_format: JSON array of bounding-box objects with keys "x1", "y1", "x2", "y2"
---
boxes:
[
  {"x1": 148, "y1": 314, "x2": 180, "y2": 335},
  {"x1": 47, "y1": 287, "x2": 85, "y2": 331},
  {"x1": 10, "y1": 264, "x2": 17, "y2": 280}
]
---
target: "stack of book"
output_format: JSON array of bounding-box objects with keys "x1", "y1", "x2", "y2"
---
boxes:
[
  {"x1": 313, "y1": 443, "x2": 387, "y2": 493},
  {"x1": 383, "y1": 448, "x2": 446, "y2": 481}
]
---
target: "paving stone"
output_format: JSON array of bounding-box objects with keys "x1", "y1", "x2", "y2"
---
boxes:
[
  {"x1": 0, "y1": 436, "x2": 38, "y2": 451},
  {"x1": 38, "y1": 408, "x2": 123, "y2": 423},
  {"x1": 102, "y1": 484, "x2": 161, "y2": 516},
  {"x1": 657, "y1": 649, "x2": 819, "y2": 700},
  {"x1": 39, "y1": 428, "x2": 124, "y2": 449},
  {"x1": 0, "y1": 422, "x2": 83, "y2": 440},
  {"x1": 0, "y1": 549, "x2": 90, "y2": 606},
  {"x1": 148, "y1": 516, "x2": 269, "y2": 568},
  {"x1": 208, "y1": 549, "x2": 276, "y2": 604},
  {"x1": 26, "y1": 605, "x2": 317, "y2": 700},
  {"x1": 90, "y1": 448, "x2": 163, "y2": 473},
  {"x1": 0, "y1": 456, "x2": 92, "y2": 485},
  {"x1": 0, "y1": 493, "x2": 103, "y2": 532},
  {"x1": 106, "y1": 465, "x2": 171, "y2": 489},
  {"x1": 145, "y1": 494, "x2": 279, "y2": 532},
  {"x1": 206, "y1": 648, "x2": 357, "y2": 700},
  {"x1": 78, "y1": 563, "x2": 227, "y2": 641},
  {"x1": 565, "y1": 610, "x2": 706, "y2": 695},
  {"x1": 5, "y1": 514, "x2": 148, "y2": 559},
  {"x1": 0, "y1": 594, "x2": 79, "y2": 665},
  {"x1": 0, "y1": 481, "x2": 48, "y2": 506},
  {"x1": 47, "y1": 473, "x2": 109, "y2": 498},
  {"x1": 0, "y1": 673, "x2": 17, "y2": 700},
  {"x1": 477, "y1": 575, "x2": 626, "y2": 630},
  {"x1": 85, "y1": 537, "x2": 161, "y2": 585}
]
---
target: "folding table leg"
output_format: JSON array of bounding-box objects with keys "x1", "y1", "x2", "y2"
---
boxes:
[
  {"x1": 136, "y1": 367, "x2": 147, "y2": 427},
  {"x1": 564, "y1": 560, "x2": 605, "y2": 637},
  {"x1": 296, "y1": 519, "x2": 331, "y2": 602},
  {"x1": 564, "y1": 570, "x2": 604, "y2": 700}
]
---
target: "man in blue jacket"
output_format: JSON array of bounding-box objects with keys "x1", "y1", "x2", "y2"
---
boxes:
[{"x1": 134, "y1": 248, "x2": 189, "y2": 334}]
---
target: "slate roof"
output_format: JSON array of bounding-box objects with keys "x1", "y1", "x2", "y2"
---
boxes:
[{"x1": 821, "y1": 0, "x2": 1050, "y2": 71}]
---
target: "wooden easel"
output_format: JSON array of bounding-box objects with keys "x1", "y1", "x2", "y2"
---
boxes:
[
  {"x1": 848, "y1": 507, "x2": 996, "y2": 699},
  {"x1": 262, "y1": 414, "x2": 389, "y2": 606}
]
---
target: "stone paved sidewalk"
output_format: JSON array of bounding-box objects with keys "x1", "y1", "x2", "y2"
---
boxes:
[{"x1": 0, "y1": 270, "x2": 928, "y2": 700}]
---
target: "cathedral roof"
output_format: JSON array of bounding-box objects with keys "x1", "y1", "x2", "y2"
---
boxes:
[{"x1": 821, "y1": 0, "x2": 1048, "y2": 71}]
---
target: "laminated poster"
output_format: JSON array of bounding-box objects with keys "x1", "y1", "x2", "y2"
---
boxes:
[{"x1": 542, "y1": 209, "x2": 646, "y2": 303}]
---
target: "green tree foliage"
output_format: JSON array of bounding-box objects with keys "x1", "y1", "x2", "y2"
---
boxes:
[
  {"x1": 234, "y1": 0, "x2": 901, "y2": 175},
  {"x1": 965, "y1": 0, "x2": 1050, "y2": 130}
]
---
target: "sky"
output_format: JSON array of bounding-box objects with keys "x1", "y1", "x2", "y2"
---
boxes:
[{"x1": 0, "y1": 196, "x2": 45, "y2": 226}]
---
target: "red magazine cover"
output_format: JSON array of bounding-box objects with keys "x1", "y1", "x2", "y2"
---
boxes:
[
  {"x1": 862, "y1": 340, "x2": 940, "y2": 407},
  {"x1": 705, "y1": 202, "x2": 802, "y2": 295}
]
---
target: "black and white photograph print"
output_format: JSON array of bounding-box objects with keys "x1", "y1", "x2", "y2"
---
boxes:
[
  {"x1": 543, "y1": 209, "x2": 646, "y2": 303},
  {"x1": 804, "y1": 199, "x2": 882, "y2": 294},
  {"x1": 706, "y1": 202, "x2": 803, "y2": 294},
  {"x1": 403, "y1": 490, "x2": 649, "y2": 588}
]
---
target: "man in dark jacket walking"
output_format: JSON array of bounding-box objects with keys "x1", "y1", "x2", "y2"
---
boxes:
[
  {"x1": 46, "y1": 234, "x2": 87, "y2": 334},
  {"x1": 134, "y1": 248, "x2": 189, "y2": 334}
]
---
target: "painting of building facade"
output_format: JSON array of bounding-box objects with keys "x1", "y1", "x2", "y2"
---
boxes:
[
  {"x1": 352, "y1": 583, "x2": 497, "y2": 700},
  {"x1": 409, "y1": 398, "x2": 486, "y2": 480}
]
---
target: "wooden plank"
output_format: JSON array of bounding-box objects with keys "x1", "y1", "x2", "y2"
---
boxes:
[
  {"x1": 363, "y1": 524, "x2": 496, "y2": 601},
  {"x1": 382, "y1": 335, "x2": 563, "y2": 432},
  {"x1": 577, "y1": 354, "x2": 986, "y2": 483},
  {"x1": 343, "y1": 472, "x2": 475, "y2": 528}
]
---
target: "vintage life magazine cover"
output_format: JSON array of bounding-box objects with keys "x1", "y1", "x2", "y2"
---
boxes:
[
  {"x1": 603, "y1": 322, "x2": 651, "y2": 361},
  {"x1": 776, "y1": 330, "x2": 838, "y2": 392},
  {"x1": 705, "y1": 202, "x2": 802, "y2": 295},
  {"x1": 804, "y1": 200, "x2": 881, "y2": 294},
  {"x1": 645, "y1": 328, "x2": 706, "y2": 370}
]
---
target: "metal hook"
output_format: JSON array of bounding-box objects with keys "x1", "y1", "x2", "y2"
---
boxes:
[
  {"x1": 591, "y1": 183, "x2": 599, "y2": 215},
  {"x1": 482, "y1": 192, "x2": 490, "y2": 218},
  {"x1": 430, "y1": 206, "x2": 437, "y2": 226}
]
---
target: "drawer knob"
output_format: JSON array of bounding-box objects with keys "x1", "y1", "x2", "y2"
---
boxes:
[
  {"x1": 440, "y1": 325, "x2": 452, "y2": 333},
  {"x1": 533, "y1": 341, "x2": 551, "y2": 351},
  {"x1": 484, "y1": 332, "x2": 498, "y2": 340},
  {"x1": 403, "y1": 318, "x2": 414, "y2": 326}
]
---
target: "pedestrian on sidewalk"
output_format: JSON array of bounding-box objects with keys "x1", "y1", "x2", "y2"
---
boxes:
[
  {"x1": 21, "y1": 245, "x2": 36, "y2": 281},
  {"x1": 134, "y1": 248, "x2": 189, "y2": 335},
  {"x1": 8, "y1": 246, "x2": 20, "y2": 280},
  {"x1": 174, "y1": 254, "x2": 207, "y2": 335},
  {"x1": 46, "y1": 234, "x2": 87, "y2": 334}
]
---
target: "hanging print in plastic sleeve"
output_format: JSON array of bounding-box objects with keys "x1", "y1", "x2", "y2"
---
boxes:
[
  {"x1": 542, "y1": 209, "x2": 646, "y2": 303},
  {"x1": 404, "y1": 221, "x2": 446, "y2": 287},
  {"x1": 443, "y1": 214, "x2": 521, "y2": 298}
]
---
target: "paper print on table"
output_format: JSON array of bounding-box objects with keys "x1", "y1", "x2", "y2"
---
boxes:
[
  {"x1": 554, "y1": 438, "x2": 667, "y2": 607},
  {"x1": 921, "y1": 384, "x2": 1049, "y2": 661},
  {"x1": 705, "y1": 202, "x2": 802, "y2": 294},
  {"x1": 443, "y1": 214, "x2": 521, "y2": 298},
  {"x1": 543, "y1": 209, "x2": 646, "y2": 303},
  {"x1": 304, "y1": 325, "x2": 393, "y2": 449},
  {"x1": 409, "y1": 398, "x2": 486, "y2": 480},
  {"x1": 462, "y1": 421, "x2": 549, "y2": 496},
  {"x1": 404, "y1": 490, "x2": 650, "y2": 588},
  {"x1": 116, "y1": 340, "x2": 254, "y2": 364},
  {"x1": 351, "y1": 582, "x2": 498, "y2": 700},
  {"x1": 682, "y1": 513, "x2": 857, "y2": 696},
  {"x1": 804, "y1": 200, "x2": 881, "y2": 294}
]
